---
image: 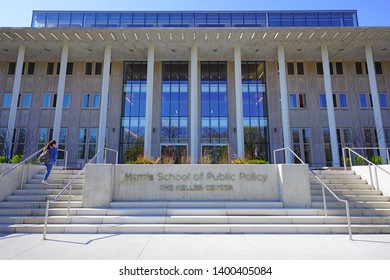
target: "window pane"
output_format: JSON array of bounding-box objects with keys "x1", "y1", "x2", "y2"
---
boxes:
[
  {"x1": 43, "y1": 94, "x2": 51, "y2": 108},
  {"x1": 27, "y1": 62, "x2": 35, "y2": 75},
  {"x1": 336, "y1": 62, "x2": 343, "y2": 75},
  {"x1": 319, "y1": 94, "x2": 327, "y2": 108},
  {"x1": 22, "y1": 94, "x2": 31, "y2": 108},
  {"x1": 82, "y1": 94, "x2": 90, "y2": 108},
  {"x1": 92, "y1": 94, "x2": 100, "y2": 108},
  {"x1": 289, "y1": 94, "x2": 297, "y2": 108},
  {"x1": 359, "y1": 94, "x2": 368, "y2": 108},
  {"x1": 375, "y1": 62, "x2": 383, "y2": 75},
  {"x1": 66, "y1": 63, "x2": 73, "y2": 75},
  {"x1": 379, "y1": 93, "x2": 388, "y2": 108},
  {"x1": 316, "y1": 62, "x2": 323, "y2": 75},
  {"x1": 339, "y1": 94, "x2": 347, "y2": 108},
  {"x1": 95, "y1": 63, "x2": 102, "y2": 75},
  {"x1": 85, "y1": 62, "x2": 93, "y2": 75},
  {"x1": 8, "y1": 62, "x2": 16, "y2": 75},
  {"x1": 287, "y1": 62, "x2": 294, "y2": 75},
  {"x1": 297, "y1": 62, "x2": 304, "y2": 75},
  {"x1": 63, "y1": 94, "x2": 71, "y2": 108},
  {"x1": 47, "y1": 62, "x2": 54, "y2": 75},
  {"x1": 355, "y1": 62, "x2": 363, "y2": 75},
  {"x1": 2, "y1": 93, "x2": 12, "y2": 108}
]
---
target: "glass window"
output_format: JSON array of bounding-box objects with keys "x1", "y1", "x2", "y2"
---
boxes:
[
  {"x1": 281, "y1": 13, "x2": 293, "y2": 26},
  {"x1": 121, "y1": 13, "x2": 133, "y2": 27},
  {"x1": 306, "y1": 13, "x2": 318, "y2": 26},
  {"x1": 375, "y1": 62, "x2": 383, "y2": 75},
  {"x1": 95, "y1": 63, "x2": 102, "y2": 75},
  {"x1": 2, "y1": 93, "x2": 12, "y2": 108},
  {"x1": 84, "y1": 13, "x2": 96, "y2": 28},
  {"x1": 43, "y1": 94, "x2": 51, "y2": 108},
  {"x1": 297, "y1": 62, "x2": 304, "y2": 75},
  {"x1": 92, "y1": 94, "x2": 100, "y2": 108},
  {"x1": 299, "y1": 94, "x2": 307, "y2": 108},
  {"x1": 27, "y1": 62, "x2": 35, "y2": 75},
  {"x1": 323, "y1": 128, "x2": 332, "y2": 166},
  {"x1": 85, "y1": 62, "x2": 93, "y2": 75},
  {"x1": 287, "y1": 62, "x2": 294, "y2": 75},
  {"x1": 182, "y1": 13, "x2": 194, "y2": 27},
  {"x1": 232, "y1": 13, "x2": 244, "y2": 27},
  {"x1": 339, "y1": 94, "x2": 348, "y2": 108},
  {"x1": 95, "y1": 13, "x2": 108, "y2": 27},
  {"x1": 32, "y1": 12, "x2": 46, "y2": 28},
  {"x1": 70, "y1": 13, "x2": 83, "y2": 27},
  {"x1": 343, "y1": 12, "x2": 357, "y2": 27},
  {"x1": 22, "y1": 94, "x2": 31, "y2": 108},
  {"x1": 355, "y1": 62, "x2": 363, "y2": 75},
  {"x1": 294, "y1": 13, "x2": 306, "y2": 26},
  {"x1": 82, "y1": 94, "x2": 90, "y2": 108},
  {"x1": 319, "y1": 12, "x2": 331, "y2": 26},
  {"x1": 63, "y1": 94, "x2": 71, "y2": 108},
  {"x1": 335, "y1": 62, "x2": 343, "y2": 75},
  {"x1": 56, "y1": 62, "x2": 61, "y2": 75},
  {"x1": 316, "y1": 62, "x2": 323, "y2": 75},
  {"x1": 8, "y1": 62, "x2": 16, "y2": 75},
  {"x1": 145, "y1": 13, "x2": 157, "y2": 27},
  {"x1": 319, "y1": 94, "x2": 327, "y2": 108},
  {"x1": 133, "y1": 13, "x2": 145, "y2": 27},
  {"x1": 58, "y1": 13, "x2": 71, "y2": 27},
  {"x1": 88, "y1": 128, "x2": 98, "y2": 159},
  {"x1": 269, "y1": 13, "x2": 281, "y2": 27},
  {"x1": 385, "y1": 129, "x2": 390, "y2": 146},
  {"x1": 170, "y1": 13, "x2": 182, "y2": 26},
  {"x1": 78, "y1": 128, "x2": 87, "y2": 159},
  {"x1": 47, "y1": 62, "x2": 54, "y2": 75},
  {"x1": 329, "y1": 62, "x2": 334, "y2": 75},
  {"x1": 332, "y1": 94, "x2": 338, "y2": 107},
  {"x1": 289, "y1": 94, "x2": 297, "y2": 108},
  {"x1": 46, "y1": 13, "x2": 59, "y2": 27},
  {"x1": 379, "y1": 93, "x2": 388, "y2": 108},
  {"x1": 331, "y1": 12, "x2": 343, "y2": 26},
  {"x1": 157, "y1": 13, "x2": 169, "y2": 27},
  {"x1": 359, "y1": 93, "x2": 368, "y2": 108},
  {"x1": 108, "y1": 13, "x2": 120, "y2": 27},
  {"x1": 66, "y1": 63, "x2": 73, "y2": 75}
]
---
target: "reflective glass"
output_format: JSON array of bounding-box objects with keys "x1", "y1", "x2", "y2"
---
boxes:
[
  {"x1": 92, "y1": 94, "x2": 100, "y2": 108},
  {"x1": 232, "y1": 13, "x2": 244, "y2": 27},
  {"x1": 70, "y1": 13, "x2": 83, "y2": 27},
  {"x1": 43, "y1": 94, "x2": 51, "y2": 108},
  {"x1": 108, "y1": 13, "x2": 120, "y2": 27},
  {"x1": 32, "y1": 12, "x2": 46, "y2": 28},
  {"x1": 58, "y1": 13, "x2": 71, "y2": 27},
  {"x1": 82, "y1": 94, "x2": 90, "y2": 108},
  {"x1": 195, "y1": 13, "x2": 206, "y2": 27},
  {"x1": 22, "y1": 94, "x2": 31, "y2": 108},
  {"x1": 2, "y1": 93, "x2": 11, "y2": 108},
  {"x1": 379, "y1": 94, "x2": 388, "y2": 108},
  {"x1": 319, "y1": 94, "x2": 327, "y2": 108},
  {"x1": 158, "y1": 13, "x2": 169, "y2": 27},
  {"x1": 133, "y1": 13, "x2": 145, "y2": 26},
  {"x1": 46, "y1": 13, "x2": 59, "y2": 27},
  {"x1": 359, "y1": 94, "x2": 368, "y2": 108},
  {"x1": 121, "y1": 13, "x2": 133, "y2": 27},
  {"x1": 63, "y1": 94, "x2": 71, "y2": 108},
  {"x1": 84, "y1": 13, "x2": 96, "y2": 27},
  {"x1": 339, "y1": 94, "x2": 348, "y2": 108},
  {"x1": 182, "y1": 13, "x2": 194, "y2": 27},
  {"x1": 269, "y1": 13, "x2": 281, "y2": 27},
  {"x1": 289, "y1": 94, "x2": 297, "y2": 108},
  {"x1": 170, "y1": 13, "x2": 182, "y2": 26},
  {"x1": 145, "y1": 13, "x2": 157, "y2": 27},
  {"x1": 96, "y1": 13, "x2": 108, "y2": 27}
]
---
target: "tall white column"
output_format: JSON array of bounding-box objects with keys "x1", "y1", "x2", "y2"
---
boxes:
[
  {"x1": 321, "y1": 45, "x2": 340, "y2": 167},
  {"x1": 234, "y1": 45, "x2": 245, "y2": 158},
  {"x1": 144, "y1": 46, "x2": 155, "y2": 158},
  {"x1": 277, "y1": 45, "x2": 292, "y2": 163},
  {"x1": 97, "y1": 45, "x2": 112, "y2": 163},
  {"x1": 190, "y1": 45, "x2": 199, "y2": 163},
  {"x1": 52, "y1": 45, "x2": 69, "y2": 144},
  {"x1": 365, "y1": 45, "x2": 388, "y2": 163},
  {"x1": 6, "y1": 45, "x2": 25, "y2": 159}
]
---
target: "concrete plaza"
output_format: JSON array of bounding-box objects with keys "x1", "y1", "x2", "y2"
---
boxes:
[{"x1": 1, "y1": 233, "x2": 390, "y2": 260}]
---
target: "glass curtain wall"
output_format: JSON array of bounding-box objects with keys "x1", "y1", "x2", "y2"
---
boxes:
[
  {"x1": 160, "y1": 62, "x2": 189, "y2": 163},
  {"x1": 242, "y1": 61, "x2": 269, "y2": 161},
  {"x1": 121, "y1": 62, "x2": 147, "y2": 163},
  {"x1": 201, "y1": 62, "x2": 228, "y2": 163}
]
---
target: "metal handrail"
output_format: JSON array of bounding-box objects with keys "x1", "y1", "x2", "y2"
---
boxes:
[
  {"x1": 0, "y1": 148, "x2": 68, "y2": 189},
  {"x1": 274, "y1": 147, "x2": 352, "y2": 240},
  {"x1": 43, "y1": 147, "x2": 118, "y2": 239},
  {"x1": 342, "y1": 147, "x2": 390, "y2": 191},
  {"x1": 342, "y1": 147, "x2": 389, "y2": 165}
]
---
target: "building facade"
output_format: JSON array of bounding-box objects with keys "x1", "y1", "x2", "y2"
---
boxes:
[{"x1": 0, "y1": 10, "x2": 389, "y2": 167}]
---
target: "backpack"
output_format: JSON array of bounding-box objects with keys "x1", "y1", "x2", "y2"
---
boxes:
[{"x1": 39, "y1": 149, "x2": 50, "y2": 164}]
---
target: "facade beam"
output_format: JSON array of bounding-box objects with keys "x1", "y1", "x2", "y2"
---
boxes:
[
  {"x1": 234, "y1": 45, "x2": 245, "y2": 158},
  {"x1": 144, "y1": 46, "x2": 155, "y2": 158},
  {"x1": 321, "y1": 45, "x2": 340, "y2": 167},
  {"x1": 52, "y1": 45, "x2": 69, "y2": 145},
  {"x1": 190, "y1": 45, "x2": 199, "y2": 163},
  {"x1": 365, "y1": 45, "x2": 388, "y2": 163},
  {"x1": 6, "y1": 45, "x2": 25, "y2": 159},
  {"x1": 277, "y1": 45, "x2": 292, "y2": 163},
  {"x1": 97, "y1": 45, "x2": 112, "y2": 163}
]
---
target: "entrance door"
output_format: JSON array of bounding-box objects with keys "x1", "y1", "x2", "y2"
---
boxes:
[{"x1": 201, "y1": 145, "x2": 229, "y2": 164}]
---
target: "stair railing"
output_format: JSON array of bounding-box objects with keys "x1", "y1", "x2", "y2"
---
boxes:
[
  {"x1": 0, "y1": 148, "x2": 68, "y2": 189},
  {"x1": 43, "y1": 147, "x2": 118, "y2": 240},
  {"x1": 274, "y1": 147, "x2": 352, "y2": 240},
  {"x1": 342, "y1": 147, "x2": 390, "y2": 191}
]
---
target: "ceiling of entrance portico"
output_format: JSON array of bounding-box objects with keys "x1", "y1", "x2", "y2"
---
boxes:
[{"x1": 0, "y1": 27, "x2": 389, "y2": 61}]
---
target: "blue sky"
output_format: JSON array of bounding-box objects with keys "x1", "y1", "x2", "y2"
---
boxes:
[{"x1": 0, "y1": 0, "x2": 389, "y2": 27}]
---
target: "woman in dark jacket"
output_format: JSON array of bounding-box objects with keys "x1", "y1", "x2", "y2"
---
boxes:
[{"x1": 42, "y1": 140, "x2": 58, "y2": 184}]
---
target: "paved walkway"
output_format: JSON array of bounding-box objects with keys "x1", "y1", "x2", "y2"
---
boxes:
[{"x1": 1, "y1": 233, "x2": 390, "y2": 260}]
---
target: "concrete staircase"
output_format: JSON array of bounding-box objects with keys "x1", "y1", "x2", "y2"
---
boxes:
[{"x1": 1, "y1": 168, "x2": 390, "y2": 234}]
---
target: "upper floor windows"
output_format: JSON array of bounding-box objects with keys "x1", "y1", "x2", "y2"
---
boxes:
[
  {"x1": 85, "y1": 62, "x2": 103, "y2": 75},
  {"x1": 287, "y1": 62, "x2": 304, "y2": 75}
]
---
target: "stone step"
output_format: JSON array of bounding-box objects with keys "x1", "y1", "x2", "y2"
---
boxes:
[
  {"x1": 110, "y1": 201, "x2": 284, "y2": 209},
  {"x1": 1, "y1": 223, "x2": 389, "y2": 234},
  {"x1": 38, "y1": 170, "x2": 81, "y2": 175},
  {"x1": 0, "y1": 201, "x2": 82, "y2": 208},
  {"x1": 310, "y1": 174, "x2": 361, "y2": 179},
  {"x1": 2, "y1": 215, "x2": 390, "y2": 225},
  {"x1": 22, "y1": 183, "x2": 83, "y2": 189},
  {"x1": 311, "y1": 189, "x2": 382, "y2": 196},
  {"x1": 27, "y1": 178, "x2": 84, "y2": 184},
  {"x1": 312, "y1": 201, "x2": 390, "y2": 209},
  {"x1": 312, "y1": 178, "x2": 368, "y2": 184},
  {"x1": 312, "y1": 170, "x2": 356, "y2": 175},
  {"x1": 13, "y1": 189, "x2": 83, "y2": 195},
  {"x1": 33, "y1": 173, "x2": 84, "y2": 179},
  {"x1": 311, "y1": 184, "x2": 374, "y2": 190},
  {"x1": 5, "y1": 194, "x2": 83, "y2": 201},
  {"x1": 311, "y1": 195, "x2": 390, "y2": 202}
]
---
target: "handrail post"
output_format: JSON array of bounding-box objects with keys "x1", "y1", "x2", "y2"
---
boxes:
[
  {"x1": 374, "y1": 166, "x2": 379, "y2": 191},
  {"x1": 43, "y1": 200, "x2": 50, "y2": 240},
  {"x1": 20, "y1": 164, "x2": 25, "y2": 189},
  {"x1": 67, "y1": 184, "x2": 72, "y2": 217},
  {"x1": 369, "y1": 164, "x2": 374, "y2": 189},
  {"x1": 115, "y1": 150, "x2": 118, "y2": 164},
  {"x1": 342, "y1": 148, "x2": 346, "y2": 171},
  {"x1": 345, "y1": 201, "x2": 352, "y2": 240},
  {"x1": 65, "y1": 150, "x2": 68, "y2": 170},
  {"x1": 387, "y1": 149, "x2": 389, "y2": 165},
  {"x1": 321, "y1": 184, "x2": 328, "y2": 216},
  {"x1": 104, "y1": 148, "x2": 107, "y2": 164},
  {"x1": 349, "y1": 149, "x2": 352, "y2": 169}
]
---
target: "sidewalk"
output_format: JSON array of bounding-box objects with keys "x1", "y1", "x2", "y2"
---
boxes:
[{"x1": 1, "y1": 233, "x2": 390, "y2": 260}]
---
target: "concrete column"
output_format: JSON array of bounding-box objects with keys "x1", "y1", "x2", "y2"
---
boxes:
[
  {"x1": 190, "y1": 45, "x2": 199, "y2": 163},
  {"x1": 321, "y1": 45, "x2": 340, "y2": 167},
  {"x1": 277, "y1": 45, "x2": 292, "y2": 163},
  {"x1": 144, "y1": 46, "x2": 155, "y2": 158},
  {"x1": 97, "y1": 45, "x2": 112, "y2": 163},
  {"x1": 365, "y1": 45, "x2": 388, "y2": 163},
  {"x1": 6, "y1": 45, "x2": 25, "y2": 159},
  {"x1": 52, "y1": 45, "x2": 69, "y2": 144},
  {"x1": 234, "y1": 45, "x2": 245, "y2": 158}
]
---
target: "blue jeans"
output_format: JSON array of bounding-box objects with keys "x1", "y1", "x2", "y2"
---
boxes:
[{"x1": 44, "y1": 163, "x2": 53, "y2": 181}]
